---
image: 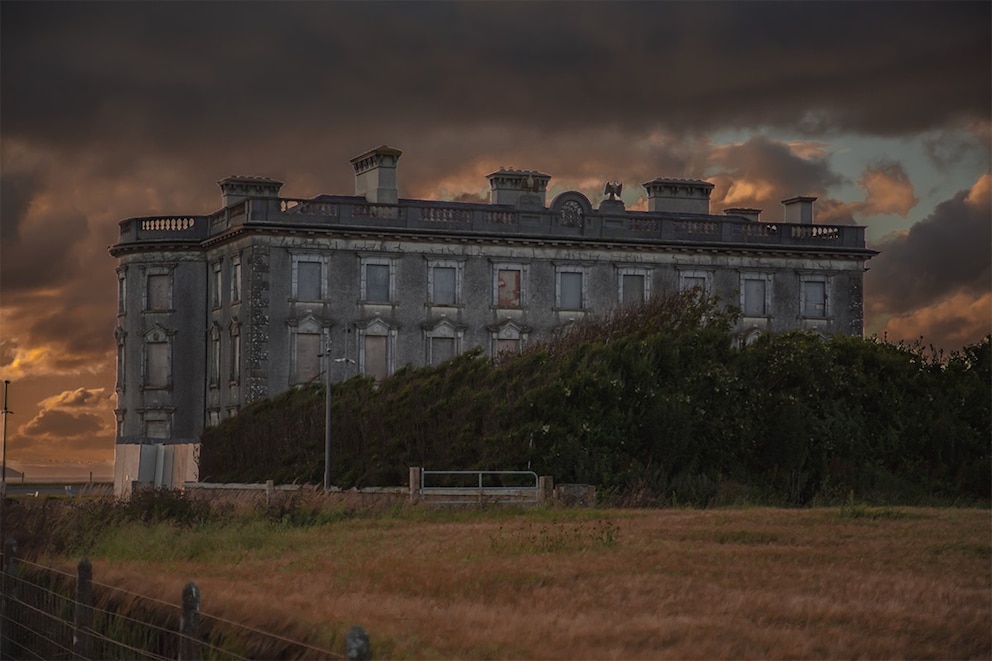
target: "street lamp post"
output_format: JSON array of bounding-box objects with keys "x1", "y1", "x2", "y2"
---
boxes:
[
  {"x1": 1, "y1": 380, "x2": 10, "y2": 497},
  {"x1": 323, "y1": 344, "x2": 332, "y2": 491}
]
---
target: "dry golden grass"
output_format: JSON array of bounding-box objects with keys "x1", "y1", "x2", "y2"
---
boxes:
[{"x1": 61, "y1": 507, "x2": 990, "y2": 659}]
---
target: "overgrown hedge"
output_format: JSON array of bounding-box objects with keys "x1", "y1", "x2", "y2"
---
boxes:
[{"x1": 199, "y1": 291, "x2": 991, "y2": 506}]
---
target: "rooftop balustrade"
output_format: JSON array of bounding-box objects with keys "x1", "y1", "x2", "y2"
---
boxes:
[{"x1": 114, "y1": 195, "x2": 869, "y2": 253}]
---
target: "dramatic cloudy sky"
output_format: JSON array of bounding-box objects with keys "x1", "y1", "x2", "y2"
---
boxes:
[{"x1": 1, "y1": 1, "x2": 989, "y2": 478}]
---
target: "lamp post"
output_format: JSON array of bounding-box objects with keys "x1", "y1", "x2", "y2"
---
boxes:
[
  {"x1": 1, "y1": 380, "x2": 10, "y2": 497},
  {"x1": 323, "y1": 344, "x2": 332, "y2": 491}
]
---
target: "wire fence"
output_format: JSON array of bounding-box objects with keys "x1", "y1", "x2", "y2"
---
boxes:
[{"x1": 0, "y1": 541, "x2": 368, "y2": 660}]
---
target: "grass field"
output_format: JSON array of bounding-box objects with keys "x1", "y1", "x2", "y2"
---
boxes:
[{"x1": 41, "y1": 505, "x2": 991, "y2": 659}]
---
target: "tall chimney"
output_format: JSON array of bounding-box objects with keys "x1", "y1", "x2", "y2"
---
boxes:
[
  {"x1": 350, "y1": 146, "x2": 403, "y2": 205},
  {"x1": 782, "y1": 196, "x2": 817, "y2": 224}
]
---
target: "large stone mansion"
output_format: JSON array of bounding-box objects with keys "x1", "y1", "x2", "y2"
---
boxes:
[{"x1": 109, "y1": 146, "x2": 875, "y2": 494}]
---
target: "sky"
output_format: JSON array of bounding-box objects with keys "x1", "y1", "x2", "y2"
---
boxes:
[{"x1": 1, "y1": 1, "x2": 990, "y2": 479}]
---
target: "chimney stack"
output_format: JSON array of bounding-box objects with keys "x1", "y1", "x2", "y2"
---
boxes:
[
  {"x1": 723, "y1": 207, "x2": 762, "y2": 222},
  {"x1": 782, "y1": 196, "x2": 817, "y2": 224},
  {"x1": 642, "y1": 178, "x2": 714, "y2": 214},
  {"x1": 350, "y1": 146, "x2": 403, "y2": 205},
  {"x1": 486, "y1": 168, "x2": 551, "y2": 207},
  {"x1": 217, "y1": 176, "x2": 284, "y2": 208}
]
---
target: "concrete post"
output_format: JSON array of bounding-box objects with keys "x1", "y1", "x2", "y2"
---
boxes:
[
  {"x1": 409, "y1": 467, "x2": 421, "y2": 504},
  {"x1": 265, "y1": 480, "x2": 274, "y2": 507},
  {"x1": 538, "y1": 476, "x2": 554, "y2": 505}
]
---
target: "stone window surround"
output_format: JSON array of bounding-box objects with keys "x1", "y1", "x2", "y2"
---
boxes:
[
  {"x1": 491, "y1": 260, "x2": 529, "y2": 308},
  {"x1": 739, "y1": 271, "x2": 774, "y2": 319},
  {"x1": 357, "y1": 317, "x2": 396, "y2": 379},
  {"x1": 288, "y1": 314, "x2": 330, "y2": 386},
  {"x1": 616, "y1": 265, "x2": 653, "y2": 305},
  {"x1": 424, "y1": 318, "x2": 465, "y2": 365},
  {"x1": 359, "y1": 254, "x2": 397, "y2": 305},
  {"x1": 800, "y1": 273, "x2": 832, "y2": 319},
  {"x1": 677, "y1": 267, "x2": 713, "y2": 294},
  {"x1": 426, "y1": 257, "x2": 465, "y2": 307},
  {"x1": 554, "y1": 262, "x2": 591, "y2": 311},
  {"x1": 290, "y1": 251, "x2": 330, "y2": 301},
  {"x1": 142, "y1": 264, "x2": 176, "y2": 313}
]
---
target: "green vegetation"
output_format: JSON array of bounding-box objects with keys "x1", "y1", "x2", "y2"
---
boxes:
[{"x1": 199, "y1": 290, "x2": 991, "y2": 506}]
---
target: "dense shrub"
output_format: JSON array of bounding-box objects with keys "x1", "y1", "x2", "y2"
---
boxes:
[{"x1": 198, "y1": 290, "x2": 991, "y2": 506}]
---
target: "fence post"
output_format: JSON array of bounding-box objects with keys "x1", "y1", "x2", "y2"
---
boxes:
[
  {"x1": 1, "y1": 537, "x2": 18, "y2": 660},
  {"x1": 73, "y1": 558, "x2": 93, "y2": 660},
  {"x1": 408, "y1": 467, "x2": 421, "y2": 504},
  {"x1": 538, "y1": 476, "x2": 554, "y2": 505},
  {"x1": 179, "y1": 582, "x2": 200, "y2": 661},
  {"x1": 346, "y1": 625, "x2": 371, "y2": 660}
]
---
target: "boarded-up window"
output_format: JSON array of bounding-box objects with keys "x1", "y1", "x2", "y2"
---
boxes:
[
  {"x1": 295, "y1": 332, "x2": 321, "y2": 383},
  {"x1": 147, "y1": 274, "x2": 170, "y2": 310},
  {"x1": 432, "y1": 266, "x2": 456, "y2": 305},
  {"x1": 682, "y1": 276, "x2": 706, "y2": 292},
  {"x1": 497, "y1": 269, "x2": 521, "y2": 307},
  {"x1": 146, "y1": 342, "x2": 169, "y2": 388},
  {"x1": 366, "y1": 264, "x2": 390, "y2": 302},
  {"x1": 231, "y1": 260, "x2": 242, "y2": 302},
  {"x1": 743, "y1": 278, "x2": 766, "y2": 316},
  {"x1": 559, "y1": 272, "x2": 583, "y2": 309},
  {"x1": 297, "y1": 261, "x2": 322, "y2": 301},
  {"x1": 431, "y1": 337, "x2": 455, "y2": 366},
  {"x1": 145, "y1": 419, "x2": 170, "y2": 439},
  {"x1": 622, "y1": 274, "x2": 645, "y2": 305},
  {"x1": 804, "y1": 281, "x2": 826, "y2": 317},
  {"x1": 118, "y1": 274, "x2": 126, "y2": 314},
  {"x1": 496, "y1": 338, "x2": 520, "y2": 355},
  {"x1": 230, "y1": 332, "x2": 241, "y2": 382},
  {"x1": 210, "y1": 336, "x2": 221, "y2": 385},
  {"x1": 211, "y1": 265, "x2": 222, "y2": 307},
  {"x1": 365, "y1": 335, "x2": 388, "y2": 381}
]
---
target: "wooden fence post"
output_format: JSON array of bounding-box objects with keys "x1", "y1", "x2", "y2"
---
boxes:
[
  {"x1": 179, "y1": 582, "x2": 200, "y2": 661},
  {"x1": 73, "y1": 558, "x2": 93, "y2": 660},
  {"x1": 538, "y1": 476, "x2": 554, "y2": 505},
  {"x1": 1, "y1": 537, "x2": 18, "y2": 659}
]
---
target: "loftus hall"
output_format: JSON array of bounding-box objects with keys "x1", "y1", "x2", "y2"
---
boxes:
[{"x1": 109, "y1": 146, "x2": 875, "y2": 493}]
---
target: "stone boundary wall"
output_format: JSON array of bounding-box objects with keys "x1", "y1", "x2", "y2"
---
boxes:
[{"x1": 183, "y1": 481, "x2": 408, "y2": 510}]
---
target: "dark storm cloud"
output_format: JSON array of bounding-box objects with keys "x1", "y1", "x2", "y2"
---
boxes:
[
  {"x1": 869, "y1": 189, "x2": 992, "y2": 315},
  {"x1": 0, "y1": 170, "x2": 43, "y2": 243},
  {"x1": 2, "y1": 1, "x2": 988, "y2": 159},
  {"x1": 0, "y1": 207, "x2": 89, "y2": 293}
]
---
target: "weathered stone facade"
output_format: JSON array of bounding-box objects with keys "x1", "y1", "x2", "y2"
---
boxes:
[{"x1": 109, "y1": 146, "x2": 876, "y2": 494}]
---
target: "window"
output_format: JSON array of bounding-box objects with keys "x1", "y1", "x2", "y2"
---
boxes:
[
  {"x1": 425, "y1": 319, "x2": 463, "y2": 366},
  {"x1": 210, "y1": 261, "x2": 223, "y2": 308},
  {"x1": 490, "y1": 320, "x2": 529, "y2": 358},
  {"x1": 741, "y1": 275, "x2": 771, "y2": 317},
  {"x1": 493, "y1": 263, "x2": 527, "y2": 308},
  {"x1": 115, "y1": 327, "x2": 126, "y2": 392},
  {"x1": 618, "y1": 267, "x2": 651, "y2": 306},
  {"x1": 297, "y1": 262, "x2": 322, "y2": 301},
  {"x1": 367, "y1": 265, "x2": 390, "y2": 302},
  {"x1": 143, "y1": 325, "x2": 171, "y2": 389},
  {"x1": 229, "y1": 319, "x2": 241, "y2": 383},
  {"x1": 291, "y1": 316, "x2": 325, "y2": 385},
  {"x1": 209, "y1": 324, "x2": 221, "y2": 387},
  {"x1": 802, "y1": 278, "x2": 828, "y2": 318},
  {"x1": 678, "y1": 270, "x2": 711, "y2": 294},
  {"x1": 359, "y1": 319, "x2": 394, "y2": 381},
  {"x1": 230, "y1": 256, "x2": 242, "y2": 303},
  {"x1": 428, "y1": 260, "x2": 462, "y2": 306},
  {"x1": 146, "y1": 273, "x2": 172, "y2": 311},
  {"x1": 207, "y1": 409, "x2": 221, "y2": 428},
  {"x1": 145, "y1": 419, "x2": 170, "y2": 440},
  {"x1": 556, "y1": 265, "x2": 587, "y2": 310},
  {"x1": 117, "y1": 268, "x2": 127, "y2": 315},
  {"x1": 291, "y1": 254, "x2": 328, "y2": 301}
]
